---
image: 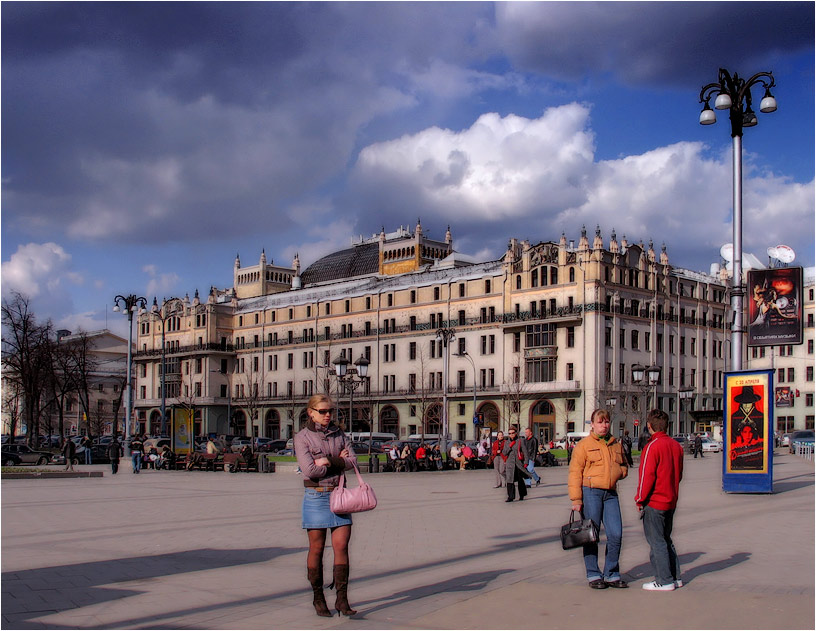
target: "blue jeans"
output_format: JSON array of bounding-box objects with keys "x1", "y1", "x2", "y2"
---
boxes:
[
  {"x1": 524, "y1": 460, "x2": 540, "y2": 486},
  {"x1": 642, "y1": 506, "x2": 679, "y2": 586},
  {"x1": 581, "y1": 487, "x2": 622, "y2": 581},
  {"x1": 132, "y1": 451, "x2": 142, "y2": 472},
  {"x1": 84, "y1": 449, "x2": 92, "y2": 465}
]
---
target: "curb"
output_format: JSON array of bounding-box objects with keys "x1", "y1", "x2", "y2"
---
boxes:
[{"x1": 2, "y1": 471, "x2": 104, "y2": 479}]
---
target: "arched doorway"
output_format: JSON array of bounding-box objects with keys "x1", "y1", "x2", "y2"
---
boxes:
[
  {"x1": 425, "y1": 404, "x2": 441, "y2": 435},
  {"x1": 531, "y1": 399, "x2": 556, "y2": 443},
  {"x1": 265, "y1": 409, "x2": 281, "y2": 439},
  {"x1": 232, "y1": 410, "x2": 247, "y2": 436},
  {"x1": 478, "y1": 401, "x2": 500, "y2": 432},
  {"x1": 298, "y1": 409, "x2": 309, "y2": 431},
  {"x1": 380, "y1": 406, "x2": 399, "y2": 436},
  {"x1": 148, "y1": 410, "x2": 161, "y2": 436}
]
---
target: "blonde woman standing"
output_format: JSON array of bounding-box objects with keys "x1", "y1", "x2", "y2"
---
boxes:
[{"x1": 294, "y1": 394, "x2": 358, "y2": 617}]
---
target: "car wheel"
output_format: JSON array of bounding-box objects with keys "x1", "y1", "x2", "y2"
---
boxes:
[
  {"x1": 4, "y1": 458, "x2": 17, "y2": 466},
  {"x1": 36, "y1": 457, "x2": 48, "y2": 466},
  {"x1": 72, "y1": 458, "x2": 79, "y2": 465}
]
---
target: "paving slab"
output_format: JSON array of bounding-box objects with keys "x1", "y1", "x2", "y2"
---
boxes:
[{"x1": 2, "y1": 450, "x2": 813, "y2": 630}]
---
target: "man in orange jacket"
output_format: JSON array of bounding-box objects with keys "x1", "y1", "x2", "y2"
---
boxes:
[{"x1": 635, "y1": 409, "x2": 685, "y2": 591}]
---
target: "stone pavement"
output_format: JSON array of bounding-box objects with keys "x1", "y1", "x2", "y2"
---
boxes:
[{"x1": 2, "y1": 450, "x2": 813, "y2": 630}]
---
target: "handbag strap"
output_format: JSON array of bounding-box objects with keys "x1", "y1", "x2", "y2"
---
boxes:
[
  {"x1": 569, "y1": 509, "x2": 582, "y2": 524},
  {"x1": 349, "y1": 459, "x2": 366, "y2": 486}
]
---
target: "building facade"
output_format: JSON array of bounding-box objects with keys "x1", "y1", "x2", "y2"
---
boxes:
[{"x1": 134, "y1": 223, "x2": 735, "y2": 442}]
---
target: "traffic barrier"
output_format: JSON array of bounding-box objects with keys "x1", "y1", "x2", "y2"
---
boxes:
[{"x1": 795, "y1": 444, "x2": 813, "y2": 461}]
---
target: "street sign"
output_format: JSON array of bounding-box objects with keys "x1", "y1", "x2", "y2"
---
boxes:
[{"x1": 634, "y1": 419, "x2": 640, "y2": 426}]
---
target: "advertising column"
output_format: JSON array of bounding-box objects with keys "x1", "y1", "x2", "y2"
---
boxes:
[{"x1": 723, "y1": 370, "x2": 774, "y2": 493}]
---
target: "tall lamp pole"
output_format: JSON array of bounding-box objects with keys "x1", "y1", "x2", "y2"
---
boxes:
[
  {"x1": 699, "y1": 68, "x2": 777, "y2": 372},
  {"x1": 455, "y1": 351, "x2": 477, "y2": 436},
  {"x1": 632, "y1": 364, "x2": 661, "y2": 427},
  {"x1": 113, "y1": 294, "x2": 147, "y2": 456},
  {"x1": 150, "y1": 297, "x2": 185, "y2": 436},
  {"x1": 436, "y1": 327, "x2": 456, "y2": 458},
  {"x1": 333, "y1": 354, "x2": 370, "y2": 445}
]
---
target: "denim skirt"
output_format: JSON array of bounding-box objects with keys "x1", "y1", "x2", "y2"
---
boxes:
[{"x1": 301, "y1": 488, "x2": 353, "y2": 529}]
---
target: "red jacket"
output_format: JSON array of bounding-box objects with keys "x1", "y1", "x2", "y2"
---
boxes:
[{"x1": 635, "y1": 431, "x2": 684, "y2": 511}]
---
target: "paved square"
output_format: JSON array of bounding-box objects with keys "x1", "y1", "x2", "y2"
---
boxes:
[{"x1": 2, "y1": 451, "x2": 813, "y2": 629}]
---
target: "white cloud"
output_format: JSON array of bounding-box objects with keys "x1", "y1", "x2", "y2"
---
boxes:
[
  {"x1": 143, "y1": 265, "x2": 181, "y2": 300},
  {"x1": 1, "y1": 242, "x2": 81, "y2": 299},
  {"x1": 354, "y1": 104, "x2": 596, "y2": 220}
]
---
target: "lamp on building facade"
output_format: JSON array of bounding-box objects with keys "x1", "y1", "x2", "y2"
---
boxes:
[
  {"x1": 699, "y1": 68, "x2": 776, "y2": 372},
  {"x1": 150, "y1": 297, "x2": 185, "y2": 436},
  {"x1": 436, "y1": 327, "x2": 456, "y2": 457},
  {"x1": 113, "y1": 294, "x2": 147, "y2": 455}
]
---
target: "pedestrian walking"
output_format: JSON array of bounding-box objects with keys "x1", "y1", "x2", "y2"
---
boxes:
[
  {"x1": 635, "y1": 409, "x2": 685, "y2": 591},
  {"x1": 294, "y1": 394, "x2": 359, "y2": 618},
  {"x1": 108, "y1": 438, "x2": 122, "y2": 474},
  {"x1": 502, "y1": 425, "x2": 530, "y2": 502},
  {"x1": 621, "y1": 429, "x2": 634, "y2": 467},
  {"x1": 693, "y1": 433, "x2": 704, "y2": 459},
  {"x1": 568, "y1": 408, "x2": 629, "y2": 589},
  {"x1": 489, "y1": 431, "x2": 506, "y2": 487},
  {"x1": 62, "y1": 437, "x2": 76, "y2": 472},
  {"x1": 521, "y1": 427, "x2": 541, "y2": 487},
  {"x1": 130, "y1": 436, "x2": 143, "y2": 473},
  {"x1": 82, "y1": 435, "x2": 93, "y2": 465}
]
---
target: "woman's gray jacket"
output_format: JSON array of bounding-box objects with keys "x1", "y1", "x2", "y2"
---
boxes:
[{"x1": 294, "y1": 422, "x2": 355, "y2": 487}]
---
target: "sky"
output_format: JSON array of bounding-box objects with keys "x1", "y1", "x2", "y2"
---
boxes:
[{"x1": 2, "y1": 1, "x2": 814, "y2": 339}]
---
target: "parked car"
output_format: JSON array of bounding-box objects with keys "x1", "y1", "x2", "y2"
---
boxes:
[
  {"x1": 1, "y1": 449, "x2": 22, "y2": 466},
  {"x1": 256, "y1": 438, "x2": 287, "y2": 453},
  {"x1": 2, "y1": 444, "x2": 54, "y2": 466},
  {"x1": 672, "y1": 436, "x2": 690, "y2": 453},
  {"x1": 780, "y1": 433, "x2": 792, "y2": 447},
  {"x1": 789, "y1": 430, "x2": 815, "y2": 454},
  {"x1": 231, "y1": 439, "x2": 253, "y2": 453},
  {"x1": 352, "y1": 441, "x2": 384, "y2": 454},
  {"x1": 700, "y1": 438, "x2": 721, "y2": 453}
]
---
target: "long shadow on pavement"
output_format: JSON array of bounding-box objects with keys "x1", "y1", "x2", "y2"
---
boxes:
[
  {"x1": 623, "y1": 551, "x2": 751, "y2": 586},
  {"x1": 1, "y1": 546, "x2": 304, "y2": 628}
]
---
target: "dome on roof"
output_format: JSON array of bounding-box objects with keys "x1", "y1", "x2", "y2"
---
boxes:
[{"x1": 301, "y1": 242, "x2": 380, "y2": 285}]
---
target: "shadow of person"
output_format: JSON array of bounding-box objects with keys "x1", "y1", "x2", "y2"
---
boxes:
[
  {"x1": 352, "y1": 569, "x2": 515, "y2": 618},
  {"x1": 624, "y1": 551, "x2": 751, "y2": 586}
]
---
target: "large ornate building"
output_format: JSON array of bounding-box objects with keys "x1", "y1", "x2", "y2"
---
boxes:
[{"x1": 133, "y1": 222, "x2": 738, "y2": 442}]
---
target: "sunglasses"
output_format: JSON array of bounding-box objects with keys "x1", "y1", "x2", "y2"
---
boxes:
[{"x1": 312, "y1": 407, "x2": 335, "y2": 415}]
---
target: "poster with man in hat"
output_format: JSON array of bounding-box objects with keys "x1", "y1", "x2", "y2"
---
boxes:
[{"x1": 726, "y1": 376, "x2": 770, "y2": 474}]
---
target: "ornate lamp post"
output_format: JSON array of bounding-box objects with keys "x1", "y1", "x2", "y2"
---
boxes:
[
  {"x1": 699, "y1": 68, "x2": 777, "y2": 372},
  {"x1": 332, "y1": 354, "x2": 370, "y2": 440},
  {"x1": 113, "y1": 294, "x2": 147, "y2": 455},
  {"x1": 436, "y1": 327, "x2": 456, "y2": 458},
  {"x1": 678, "y1": 386, "x2": 694, "y2": 435},
  {"x1": 455, "y1": 351, "x2": 478, "y2": 435},
  {"x1": 632, "y1": 364, "x2": 661, "y2": 424},
  {"x1": 150, "y1": 297, "x2": 185, "y2": 436}
]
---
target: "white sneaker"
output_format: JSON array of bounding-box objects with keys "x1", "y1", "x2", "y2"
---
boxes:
[
  {"x1": 642, "y1": 581, "x2": 675, "y2": 591},
  {"x1": 674, "y1": 579, "x2": 683, "y2": 588}
]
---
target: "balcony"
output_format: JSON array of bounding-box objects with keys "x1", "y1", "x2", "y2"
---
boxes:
[{"x1": 502, "y1": 380, "x2": 580, "y2": 394}]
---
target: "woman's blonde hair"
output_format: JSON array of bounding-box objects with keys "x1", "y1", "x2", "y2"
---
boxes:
[{"x1": 306, "y1": 393, "x2": 333, "y2": 411}]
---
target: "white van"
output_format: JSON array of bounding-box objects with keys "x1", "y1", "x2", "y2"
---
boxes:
[
  {"x1": 349, "y1": 432, "x2": 397, "y2": 443},
  {"x1": 565, "y1": 431, "x2": 590, "y2": 445}
]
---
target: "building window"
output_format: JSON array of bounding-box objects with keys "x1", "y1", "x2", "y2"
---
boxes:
[
  {"x1": 806, "y1": 393, "x2": 814, "y2": 407},
  {"x1": 434, "y1": 287, "x2": 441, "y2": 301},
  {"x1": 788, "y1": 367, "x2": 795, "y2": 382},
  {"x1": 485, "y1": 279, "x2": 491, "y2": 294},
  {"x1": 458, "y1": 338, "x2": 466, "y2": 355},
  {"x1": 459, "y1": 283, "x2": 465, "y2": 297},
  {"x1": 567, "y1": 363, "x2": 574, "y2": 380},
  {"x1": 567, "y1": 327, "x2": 575, "y2": 348},
  {"x1": 513, "y1": 332, "x2": 521, "y2": 353},
  {"x1": 409, "y1": 342, "x2": 417, "y2": 360},
  {"x1": 631, "y1": 330, "x2": 639, "y2": 350},
  {"x1": 807, "y1": 366, "x2": 814, "y2": 382},
  {"x1": 410, "y1": 290, "x2": 416, "y2": 304},
  {"x1": 526, "y1": 357, "x2": 556, "y2": 383}
]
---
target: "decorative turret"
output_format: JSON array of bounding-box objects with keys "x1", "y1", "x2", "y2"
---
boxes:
[
  {"x1": 578, "y1": 225, "x2": 590, "y2": 251},
  {"x1": 660, "y1": 243, "x2": 669, "y2": 266},
  {"x1": 415, "y1": 218, "x2": 423, "y2": 238},
  {"x1": 235, "y1": 253, "x2": 241, "y2": 269},
  {"x1": 192, "y1": 289, "x2": 200, "y2": 307},
  {"x1": 593, "y1": 225, "x2": 604, "y2": 250},
  {"x1": 648, "y1": 239, "x2": 656, "y2": 262},
  {"x1": 610, "y1": 229, "x2": 619, "y2": 254},
  {"x1": 445, "y1": 225, "x2": 452, "y2": 244}
]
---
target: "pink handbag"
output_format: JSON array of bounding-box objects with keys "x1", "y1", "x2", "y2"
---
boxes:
[{"x1": 330, "y1": 460, "x2": 378, "y2": 514}]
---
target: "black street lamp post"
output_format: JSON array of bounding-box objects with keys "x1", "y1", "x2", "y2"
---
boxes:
[
  {"x1": 436, "y1": 327, "x2": 456, "y2": 458},
  {"x1": 150, "y1": 297, "x2": 185, "y2": 437},
  {"x1": 332, "y1": 354, "x2": 370, "y2": 456},
  {"x1": 699, "y1": 68, "x2": 777, "y2": 372},
  {"x1": 113, "y1": 294, "x2": 147, "y2": 456}
]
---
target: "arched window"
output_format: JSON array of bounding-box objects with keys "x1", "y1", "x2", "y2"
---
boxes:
[
  {"x1": 425, "y1": 404, "x2": 442, "y2": 435},
  {"x1": 380, "y1": 405, "x2": 399, "y2": 436},
  {"x1": 569, "y1": 267, "x2": 576, "y2": 283},
  {"x1": 265, "y1": 409, "x2": 281, "y2": 439}
]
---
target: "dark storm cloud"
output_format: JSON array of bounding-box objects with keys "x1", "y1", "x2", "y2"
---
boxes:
[{"x1": 495, "y1": 2, "x2": 814, "y2": 86}]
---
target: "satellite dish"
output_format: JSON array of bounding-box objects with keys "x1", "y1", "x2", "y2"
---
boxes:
[
  {"x1": 720, "y1": 243, "x2": 733, "y2": 262},
  {"x1": 767, "y1": 246, "x2": 779, "y2": 260},
  {"x1": 774, "y1": 245, "x2": 796, "y2": 263}
]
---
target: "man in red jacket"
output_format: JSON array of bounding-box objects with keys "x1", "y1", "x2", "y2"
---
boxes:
[{"x1": 635, "y1": 409, "x2": 684, "y2": 591}]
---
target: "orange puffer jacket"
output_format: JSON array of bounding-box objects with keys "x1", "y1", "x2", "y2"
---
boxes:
[{"x1": 568, "y1": 434, "x2": 628, "y2": 504}]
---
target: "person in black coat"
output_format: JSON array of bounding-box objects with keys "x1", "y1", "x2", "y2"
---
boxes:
[
  {"x1": 62, "y1": 438, "x2": 77, "y2": 471},
  {"x1": 108, "y1": 439, "x2": 122, "y2": 474}
]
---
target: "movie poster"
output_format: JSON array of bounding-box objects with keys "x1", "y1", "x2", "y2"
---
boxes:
[
  {"x1": 725, "y1": 373, "x2": 771, "y2": 474},
  {"x1": 747, "y1": 267, "x2": 803, "y2": 346},
  {"x1": 775, "y1": 386, "x2": 793, "y2": 408}
]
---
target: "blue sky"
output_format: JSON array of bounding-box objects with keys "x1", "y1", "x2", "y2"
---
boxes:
[{"x1": 2, "y1": 2, "x2": 814, "y2": 338}]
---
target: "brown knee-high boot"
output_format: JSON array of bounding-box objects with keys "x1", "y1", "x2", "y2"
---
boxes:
[
  {"x1": 332, "y1": 564, "x2": 357, "y2": 616},
  {"x1": 307, "y1": 566, "x2": 332, "y2": 617}
]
